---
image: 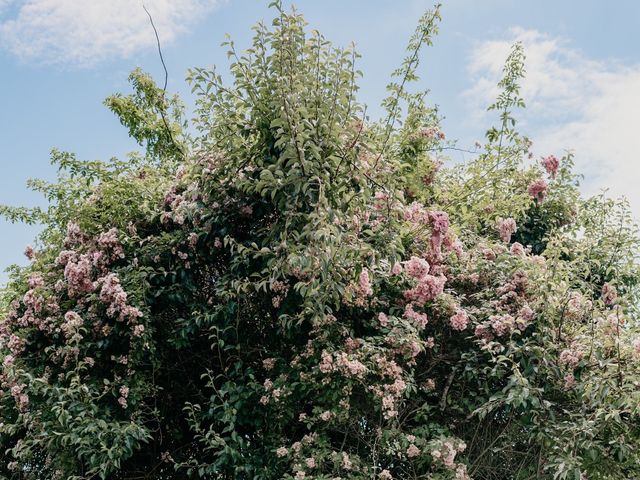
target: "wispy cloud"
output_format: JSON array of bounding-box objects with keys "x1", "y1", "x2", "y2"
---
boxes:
[
  {"x1": 465, "y1": 27, "x2": 640, "y2": 213},
  {"x1": 0, "y1": 0, "x2": 222, "y2": 66}
]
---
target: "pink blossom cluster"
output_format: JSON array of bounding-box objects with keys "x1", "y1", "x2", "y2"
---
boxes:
[
  {"x1": 334, "y1": 352, "x2": 367, "y2": 378},
  {"x1": 444, "y1": 236, "x2": 464, "y2": 257},
  {"x1": 418, "y1": 126, "x2": 445, "y2": 140},
  {"x1": 601, "y1": 283, "x2": 617, "y2": 306},
  {"x1": 510, "y1": 242, "x2": 525, "y2": 256},
  {"x1": 563, "y1": 373, "x2": 577, "y2": 389},
  {"x1": 403, "y1": 274, "x2": 446, "y2": 307},
  {"x1": 428, "y1": 211, "x2": 449, "y2": 255},
  {"x1": 97, "y1": 228, "x2": 125, "y2": 261},
  {"x1": 489, "y1": 314, "x2": 515, "y2": 337},
  {"x1": 496, "y1": 270, "x2": 529, "y2": 308},
  {"x1": 542, "y1": 155, "x2": 559, "y2": 178},
  {"x1": 430, "y1": 438, "x2": 467, "y2": 472},
  {"x1": 404, "y1": 303, "x2": 429, "y2": 329},
  {"x1": 565, "y1": 292, "x2": 589, "y2": 321},
  {"x1": 403, "y1": 202, "x2": 429, "y2": 224},
  {"x1": 7, "y1": 334, "x2": 25, "y2": 356},
  {"x1": 449, "y1": 308, "x2": 469, "y2": 331},
  {"x1": 527, "y1": 178, "x2": 548, "y2": 203},
  {"x1": 482, "y1": 248, "x2": 497, "y2": 261},
  {"x1": 404, "y1": 256, "x2": 430, "y2": 279},
  {"x1": 497, "y1": 218, "x2": 517, "y2": 243},
  {"x1": 368, "y1": 356, "x2": 407, "y2": 419},
  {"x1": 118, "y1": 385, "x2": 129, "y2": 408},
  {"x1": 64, "y1": 222, "x2": 84, "y2": 246},
  {"x1": 319, "y1": 350, "x2": 333, "y2": 374},
  {"x1": 98, "y1": 273, "x2": 143, "y2": 323},
  {"x1": 271, "y1": 280, "x2": 289, "y2": 309},
  {"x1": 559, "y1": 348, "x2": 582, "y2": 369},
  {"x1": 10, "y1": 383, "x2": 29, "y2": 412},
  {"x1": 61, "y1": 311, "x2": 83, "y2": 340},
  {"x1": 358, "y1": 269, "x2": 373, "y2": 297},
  {"x1": 406, "y1": 444, "x2": 421, "y2": 458},
  {"x1": 60, "y1": 253, "x2": 94, "y2": 297},
  {"x1": 373, "y1": 191, "x2": 390, "y2": 210},
  {"x1": 24, "y1": 245, "x2": 35, "y2": 260}
]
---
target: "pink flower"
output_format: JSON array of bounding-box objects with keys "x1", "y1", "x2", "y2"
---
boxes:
[
  {"x1": 559, "y1": 349, "x2": 582, "y2": 368},
  {"x1": 379, "y1": 469, "x2": 393, "y2": 480},
  {"x1": 64, "y1": 254, "x2": 94, "y2": 296},
  {"x1": 188, "y1": 232, "x2": 199, "y2": 248},
  {"x1": 510, "y1": 242, "x2": 525, "y2": 256},
  {"x1": 24, "y1": 245, "x2": 35, "y2": 260},
  {"x1": 449, "y1": 308, "x2": 469, "y2": 331},
  {"x1": 404, "y1": 256, "x2": 430, "y2": 279},
  {"x1": 97, "y1": 228, "x2": 124, "y2": 260},
  {"x1": 404, "y1": 202, "x2": 429, "y2": 224},
  {"x1": 359, "y1": 268, "x2": 373, "y2": 297},
  {"x1": 482, "y1": 248, "x2": 496, "y2": 261},
  {"x1": 602, "y1": 283, "x2": 617, "y2": 306},
  {"x1": 445, "y1": 237, "x2": 464, "y2": 257},
  {"x1": 319, "y1": 350, "x2": 334, "y2": 373},
  {"x1": 61, "y1": 311, "x2": 83, "y2": 339},
  {"x1": 419, "y1": 126, "x2": 445, "y2": 140},
  {"x1": 276, "y1": 447, "x2": 288, "y2": 457},
  {"x1": 319, "y1": 411, "x2": 333, "y2": 421},
  {"x1": 564, "y1": 373, "x2": 577, "y2": 389},
  {"x1": 542, "y1": 155, "x2": 559, "y2": 178},
  {"x1": 518, "y1": 305, "x2": 535, "y2": 322},
  {"x1": 378, "y1": 312, "x2": 389, "y2": 327},
  {"x1": 403, "y1": 275, "x2": 446, "y2": 306},
  {"x1": 335, "y1": 353, "x2": 367, "y2": 378},
  {"x1": 27, "y1": 273, "x2": 44, "y2": 289},
  {"x1": 263, "y1": 358, "x2": 276, "y2": 370},
  {"x1": 133, "y1": 324, "x2": 145, "y2": 337},
  {"x1": 428, "y1": 211, "x2": 449, "y2": 254},
  {"x1": 404, "y1": 303, "x2": 429, "y2": 328},
  {"x1": 64, "y1": 222, "x2": 84, "y2": 246},
  {"x1": 407, "y1": 444, "x2": 421, "y2": 458},
  {"x1": 528, "y1": 178, "x2": 548, "y2": 202},
  {"x1": 489, "y1": 314, "x2": 515, "y2": 337},
  {"x1": 497, "y1": 218, "x2": 517, "y2": 243}
]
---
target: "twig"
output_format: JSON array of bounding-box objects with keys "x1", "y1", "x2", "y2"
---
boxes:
[{"x1": 143, "y1": 4, "x2": 185, "y2": 158}]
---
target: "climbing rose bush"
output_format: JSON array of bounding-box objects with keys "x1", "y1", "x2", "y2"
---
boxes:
[{"x1": 1, "y1": 3, "x2": 640, "y2": 480}]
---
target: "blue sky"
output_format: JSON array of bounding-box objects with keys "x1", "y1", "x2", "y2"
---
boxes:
[{"x1": 2, "y1": 0, "x2": 640, "y2": 285}]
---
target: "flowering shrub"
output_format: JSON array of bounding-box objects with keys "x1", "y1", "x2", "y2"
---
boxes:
[{"x1": 1, "y1": 3, "x2": 640, "y2": 480}]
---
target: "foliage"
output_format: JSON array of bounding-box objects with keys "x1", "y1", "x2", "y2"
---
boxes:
[{"x1": 1, "y1": 3, "x2": 639, "y2": 480}]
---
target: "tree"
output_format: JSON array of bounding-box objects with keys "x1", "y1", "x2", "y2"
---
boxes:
[{"x1": 1, "y1": 3, "x2": 639, "y2": 479}]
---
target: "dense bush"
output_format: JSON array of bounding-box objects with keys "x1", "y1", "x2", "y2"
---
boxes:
[{"x1": 1, "y1": 3, "x2": 639, "y2": 479}]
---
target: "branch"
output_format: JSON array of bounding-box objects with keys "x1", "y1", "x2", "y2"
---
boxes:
[{"x1": 143, "y1": 4, "x2": 185, "y2": 159}]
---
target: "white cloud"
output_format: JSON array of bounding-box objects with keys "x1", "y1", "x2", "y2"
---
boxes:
[
  {"x1": 464, "y1": 28, "x2": 640, "y2": 214},
  {"x1": 0, "y1": 0, "x2": 221, "y2": 66}
]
